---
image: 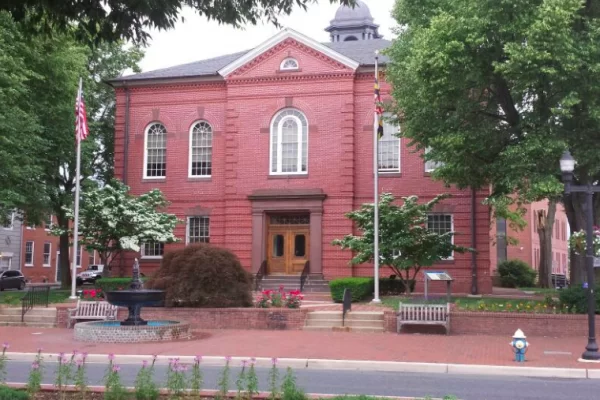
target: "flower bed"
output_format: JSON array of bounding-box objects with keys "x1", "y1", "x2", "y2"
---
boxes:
[{"x1": 255, "y1": 287, "x2": 303, "y2": 309}]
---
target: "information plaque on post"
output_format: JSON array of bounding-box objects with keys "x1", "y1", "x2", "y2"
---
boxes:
[{"x1": 423, "y1": 271, "x2": 453, "y2": 303}]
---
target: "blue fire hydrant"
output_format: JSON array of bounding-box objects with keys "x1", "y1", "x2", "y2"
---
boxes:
[{"x1": 510, "y1": 329, "x2": 529, "y2": 362}]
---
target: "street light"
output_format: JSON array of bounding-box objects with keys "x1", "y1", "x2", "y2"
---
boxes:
[{"x1": 560, "y1": 150, "x2": 600, "y2": 361}]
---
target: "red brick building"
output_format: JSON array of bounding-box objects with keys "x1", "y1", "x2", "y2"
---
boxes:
[
  {"x1": 106, "y1": 1, "x2": 493, "y2": 293},
  {"x1": 21, "y1": 215, "x2": 97, "y2": 283}
]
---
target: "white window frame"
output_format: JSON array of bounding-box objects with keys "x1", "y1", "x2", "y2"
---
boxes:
[
  {"x1": 0, "y1": 256, "x2": 12, "y2": 270},
  {"x1": 269, "y1": 109, "x2": 308, "y2": 175},
  {"x1": 143, "y1": 122, "x2": 167, "y2": 179},
  {"x1": 88, "y1": 250, "x2": 96, "y2": 266},
  {"x1": 141, "y1": 242, "x2": 164, "y2": 259},
  {"x1": 76, "y1": 246, "x2": 82, "y2": 267},
  {"x1": 43, "y1": 242, "x2": 52, "y2": 267},
  {"x1": 424, "y1": 147, "x2": 444, "y2": 172},
  {"x1": 25, "y1": 241, "x2": 34, "y2": 266},
  {"x1": 186, "y1": 216, "x2": 210, "y2": 244},
  {"x1": 280, "y1": 58, "x2": 299, "y2": 70},
  {"x1": 44, "y1": 214, "x2": 53, "y2": 230},
  {"x1": 188, "y1": 120, "x2": 213, "y2": 178},
  {"x1": 427, "y1": 213, "x2": 454, "y2": 260},
  {"x1": 378, "y1": 114, "x2": 400, "y2": 173},
  {"x1": 2, "y1": 212, "x2": 14, "y2": 230},
  {"x1": 26, "y1": 223, "x2": 35, "y2": 230}
]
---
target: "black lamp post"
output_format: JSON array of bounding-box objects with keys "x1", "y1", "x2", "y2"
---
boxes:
[{"x1": 560, "y1": 150, "x2": 600, "y2": 361}]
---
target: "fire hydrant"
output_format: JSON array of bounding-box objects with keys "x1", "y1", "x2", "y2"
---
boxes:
[{"x1": 510, "y1": 329, "x2": 529, "y2": 362}]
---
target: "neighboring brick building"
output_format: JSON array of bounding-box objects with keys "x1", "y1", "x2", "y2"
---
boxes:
[
  {"x1": 20, "y1": 215, "x2": 97, "y2": 283},
  {"x1": 108, "y1": 1, "x2": 493, "y2": 293},
  {"x1": 491, "y1": 201, "x2": 570, "y2": 279}
]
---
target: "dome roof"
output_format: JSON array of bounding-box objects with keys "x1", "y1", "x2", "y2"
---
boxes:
[{"x1": 333, "y1": 0, "x2": 374, "y2": 23}]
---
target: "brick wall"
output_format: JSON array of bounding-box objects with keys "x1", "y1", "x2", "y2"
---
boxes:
[
  {"x1": 112, "y1": 37, "x2": 493, "y2": 293},
  {"x1": 56, "y1": 304, "x2": 309, "y2": 330}
]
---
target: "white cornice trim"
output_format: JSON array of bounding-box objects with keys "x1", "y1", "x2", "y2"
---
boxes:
[{"x1": 218, "y1": 28, "x2": 360, "y2": 77}]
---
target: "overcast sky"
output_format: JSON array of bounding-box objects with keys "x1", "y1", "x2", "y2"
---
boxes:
[{"x1": 137, "y1": 0, "x2": 397, "y2": 73}]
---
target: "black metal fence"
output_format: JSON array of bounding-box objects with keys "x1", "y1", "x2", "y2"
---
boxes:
[
  {"x1": 21, "y1": 285, "x2": 50, "y2": 322},
  {"x1": 300, "y1": 261, "x2": 310, "y2": 292}
]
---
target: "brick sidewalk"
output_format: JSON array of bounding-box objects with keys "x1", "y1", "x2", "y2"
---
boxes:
[{"x1": 1, "y1": 326, "x2": 599, "y2": 369}]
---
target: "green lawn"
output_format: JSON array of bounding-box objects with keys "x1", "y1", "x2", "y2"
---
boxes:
[
  {"x1": 378, "y1": 295, "x2": 558, "y2": 313},
  {"x1": 0, "y1": 289, "x2": 71, "y2": 306}
]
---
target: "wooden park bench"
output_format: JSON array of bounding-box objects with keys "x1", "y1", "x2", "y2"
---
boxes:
[
  {"x1": 67, "y1": 300, "x2": 118, "y2": 328},
  {"x1": 397, "y1": 302, "x2": 450, "y2": 335}
]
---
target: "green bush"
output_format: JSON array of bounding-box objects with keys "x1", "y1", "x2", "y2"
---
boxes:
[
  {"x1": 497, "y1": 260, "x2": 536, "y2": 288},
  {"x1": 559, "y1": 285, "x2": 600, "y2": 314},
  {"x1": 146, "y1": 243, "x2": 253, "y2": 308},
  {"x1": 95, "y1": 277, "x2": 144, "y2": 293},
  {"x1": 379, "y1": 278, "x2": 415, "y2": 295},
  {"x1": 329, "y1": 278, "x2": 374, "y2": 303},
  {"x1": 0, "y1": 386, "x2": 29, "y2": 400}
]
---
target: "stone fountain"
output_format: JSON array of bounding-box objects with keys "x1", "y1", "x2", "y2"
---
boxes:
[
  {"x1": 104, "y1": 259, "x2": 164, "y2": 326},
  {"x1": 73, "y1": 259, "x2": 191, "y2": 343}
]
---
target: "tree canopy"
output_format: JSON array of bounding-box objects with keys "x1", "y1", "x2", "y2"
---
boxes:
[
  {"x1": 332, "y1": 193, "x2": 470, "y2": 293},
  {"x1": 3, "y1": 0, "x2": 355, "y2": 44},
  {"x1": 386, "y1": 0, "x2": 600, "y2": 283}
]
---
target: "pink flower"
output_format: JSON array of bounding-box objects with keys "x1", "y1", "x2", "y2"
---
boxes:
[
  {"x1": 194, "y1": 355, "x2": 202, "y2": 363},
  {"x1": 108, "y1": 353, "x2": 115, "y2": 361},
  {"x1": 112, "y1": 365, "x2": 121, "y2": 373},
  {"x1": 1, "y1": 342, "x2": 9, "y2": 350},
  {"x1": 31, "y1": 362, "x2": 39, "y2": 370},
  {"x1": 177, "y1": 364, "x2": 188, "y2": 372},
  {"x1": 152, "y1": 354, "x2": 158, "y2": 360},
  {"x1": 37, "y1": 347, "x2": 43, "y2": 353},
  {"x1": 72, "y1": 350, "x2": 78, "y2": 356},
  {"x1": 271, "y1": 357, "x2": 278, "y2": 366},
  {"x1": 82, "y1": 352, "x2": 88, "y2": 360},
  {"x1": 241, "y1": 360, "x2": 248, "y2": 367},
  {"x1": 76, "y1": 359, "x2": 83, "y2": 367},
  {"x1": 142, "y1": 360, "x2": 148, "y2": 368},
  {"x1": 58, "y1": 352, "x2": 65, "y2": 358},
  {"x1": 250, "y1": 357, "x2": 257, "y2": 365}
]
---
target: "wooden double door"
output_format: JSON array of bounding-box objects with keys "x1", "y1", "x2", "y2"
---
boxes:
[{"x1": 267, "y1": 223, "x2": 309, "y2": 275}]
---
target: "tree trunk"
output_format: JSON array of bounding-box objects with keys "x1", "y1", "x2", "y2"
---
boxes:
[
  {"x1": 56, "y1": 213, "x2": 72, "y2": 290},
  {"x1": 536, "y1": 201, "x2": 556, "y2": 288},
  {"x1": 564, "y1": 192, "x2": 591, "y2": 285}
]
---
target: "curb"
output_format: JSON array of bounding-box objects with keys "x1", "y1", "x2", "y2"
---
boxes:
[{"x1": 5, "y1": 351, "x2": 595, "y2": 379}]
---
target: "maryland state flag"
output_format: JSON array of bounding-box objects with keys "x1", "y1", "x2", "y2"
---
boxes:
[{"x1": 374, "y1": 77, "x2": 384, "y2": 139}]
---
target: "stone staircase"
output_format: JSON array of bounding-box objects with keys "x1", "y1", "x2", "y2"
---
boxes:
[
  {"x1": 0, "y1": 307, "x2": 57, "y2": 328},
  {"x1": 303, "y1": 311, "x2": 385, "y2": 333},
  {"x1": 258, "y1": 274, "x2": 330, "y2": 293}
]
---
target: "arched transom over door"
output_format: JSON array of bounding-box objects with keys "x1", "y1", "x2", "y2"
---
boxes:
[{"x1": 267, "y1": 215, "x2": 310, "y2": 275}]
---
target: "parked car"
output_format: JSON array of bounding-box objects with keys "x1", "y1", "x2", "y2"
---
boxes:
[
  {"x1": 76, "y1": 264, "x2": 105, "y2": 286},
  {"x1": 0, "y1": 270, "x2": 26, "y2": 291}
]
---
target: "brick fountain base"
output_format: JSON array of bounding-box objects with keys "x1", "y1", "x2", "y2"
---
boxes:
[{"x1": 74, "y1": 320, "x2": 192, "y2": 343}]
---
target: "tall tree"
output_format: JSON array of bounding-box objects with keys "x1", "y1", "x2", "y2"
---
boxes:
[
  {"x1": 3, "y1": 0, "x2": 354, "y2": 44},
  {"x1": 386, "y1": 0, "x2": 600, "y2": 284}
]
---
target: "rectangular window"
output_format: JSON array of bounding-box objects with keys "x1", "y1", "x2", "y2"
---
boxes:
[
  {"x1": 187, "y1": 216, "x2": 210, "y2": 244},
  {"x1": 141, "y1": 242, "x2": 164, "y2": 258},
  {"x1": 562, "y1": 221, "x2": 566, "y2": 241},
  {"x1": 76, "y1": 246, "x2": 82, "y2": 267},
  {"x1": 43, "y1": 242, "x2": 51, "y2": 266},
  {"x1": 2, "y1": 212, "x2": 14, "y2": 230},
  {"x1": 45, "y1": 214, "x2": 53, "y2": 230},
  {"x1": 25, "y1": 241, "x2": 34, "y2": 266},
  {"x1": 424, "y1": 147, "x2": 444, "y2": 172},
  {"x1": 427, "y1": 214, "x2": 453, "y2": 259},
  {"x1": 378, "y1": 119, "x2": 400, "y2": 172},
  {"x1": 88, "y1": 250, "x2": 95, "y2": 266}
]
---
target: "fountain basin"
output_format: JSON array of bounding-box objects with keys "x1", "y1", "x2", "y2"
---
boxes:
[
  {"x1": 105, "y1": 290, "x2": 165, "y2": 326},
  {"x1": 74, "y1": 320, "x2": 191, "y2": 343}
]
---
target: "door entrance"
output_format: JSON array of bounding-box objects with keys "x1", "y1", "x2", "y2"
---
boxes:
[{"x1": 267, "y1": 215, "x2": 309, "y2": 275}]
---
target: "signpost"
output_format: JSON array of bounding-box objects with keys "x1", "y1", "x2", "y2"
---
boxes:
[{"x1": 424, "y1": 271, "x2": 453, "y2": 303}]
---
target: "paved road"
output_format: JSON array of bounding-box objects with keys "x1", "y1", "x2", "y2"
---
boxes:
[{"x1": 6, "y1": 360, "x2": 600, "y2": 400}]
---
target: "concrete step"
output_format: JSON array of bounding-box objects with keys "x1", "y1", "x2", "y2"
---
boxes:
[
  {"x1": 0, "y1": 322, "x2": 56, "y2": 328},
  {"x1": 346, "y1": 326, "x2": 385, "y2": 333},
  {"x1": 306, "y1": 311, "x2": 342, "y2": 320},
  {"x1": 0, "y1": 307, "x2": 57, "y2": 317},
  {"x1": 345, "y1": 311, "x2": 384, "y2": 321},
  {"x1": 304, "y1": 319, "x2": 343, "y2": 328},
  {"x1": 0, "y1": 315, "x2": 56, "y2": 323},
  {"x1": 344, "y1": 319, "x2": 384, "y2": 328},
  {"x1": 302, "y1": 326, "x2": 385, "y2": 333}
]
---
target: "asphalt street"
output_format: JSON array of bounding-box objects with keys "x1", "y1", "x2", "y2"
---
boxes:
[{"x1": 5, "y1": 360, "x2": 600, "y2": 400}]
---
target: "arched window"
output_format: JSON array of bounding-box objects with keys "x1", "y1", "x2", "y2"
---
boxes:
[
  {"x1": 378, "y1": 114, "x2": 400, "y2": 172},
  {"x1": 189, "y1": 121, "x2": 213, "y2": 177},
  {"x1": 344, "y1": 36, "x2": 358, "y2": 41},
  {"x1": 270, "y1": 109, "x2": 308, "y2": 175},
  {"x1": 144, "y1": 123, "x2": 167, "y2": 178},
  {"x1": 280, "y1": 58, "x2": 299, "y2": 70}
]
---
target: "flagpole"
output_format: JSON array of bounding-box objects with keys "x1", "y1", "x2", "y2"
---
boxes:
[
  {"x1": 372, "y1": 51, "x2": 381, "y2": 304},
  {"x1": 70, "y1": 78, "x2": 83, "y2": 300}
]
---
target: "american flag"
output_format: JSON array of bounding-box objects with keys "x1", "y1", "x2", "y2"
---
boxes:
[
  {"x1": 374, "y1": 75, "x2": 384, "y2": 139},
  {"x1": 75, "y1": 79, "x2": 89, "y2": 141}
]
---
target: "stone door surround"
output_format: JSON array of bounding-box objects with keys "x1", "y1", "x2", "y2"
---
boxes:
[{"x1": 248, "y1": 189, "x2": 326, "y2": 275}]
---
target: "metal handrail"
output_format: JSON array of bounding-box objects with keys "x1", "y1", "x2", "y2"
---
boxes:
[
  {"x1": 342, "y1": 288, "x2": 352, "y2": 326},
  {"x1": 255, "y1": 260, "x2": 267, "y2": 291},
  {"x1": 300, "y1": 260, "x2": 310, "y2": 292},
  {"x1": 21, "y1": 285, "x2": 51, "y2": 322}
]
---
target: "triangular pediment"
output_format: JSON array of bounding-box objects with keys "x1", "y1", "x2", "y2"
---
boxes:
[{"x1": 218, "y1": 28, "x2": 359, "y2": 78}]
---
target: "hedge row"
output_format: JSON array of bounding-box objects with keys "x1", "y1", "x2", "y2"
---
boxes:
[
  {"x1": 329, "y1": 277, "x2": 416, "y2": 303},
  {"x1": 95, "y1": 277, "x2": 145, "y2": 293}
]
